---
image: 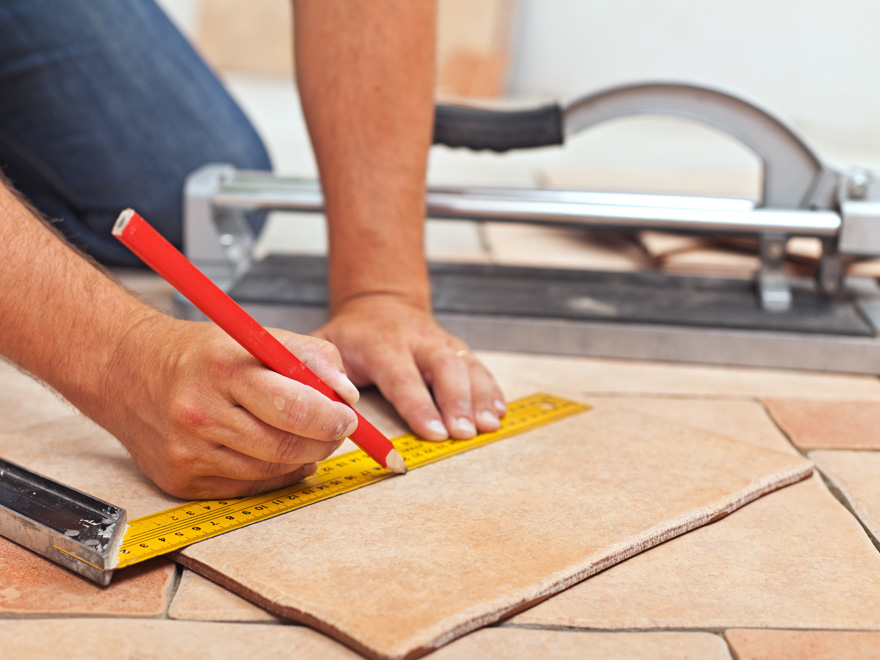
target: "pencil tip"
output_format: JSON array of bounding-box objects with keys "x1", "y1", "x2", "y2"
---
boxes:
[{"x1": 385, "y1": 449, "x2": 408, "y2": 474}]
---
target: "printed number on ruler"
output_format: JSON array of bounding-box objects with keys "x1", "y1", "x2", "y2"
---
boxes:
[{"x1": 117, "y1": 393, "x2": 590, "y2": 568}]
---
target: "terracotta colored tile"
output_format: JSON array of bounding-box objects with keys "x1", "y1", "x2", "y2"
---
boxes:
[
  {"x1": 0, "y1": 619, "x2": 361, "y2": 660},
  {"x1": 724, "y1": 629, "x2": 880, "y2": 660},
  {"x1": 587, "y1": 397, "x2": 797, "y2": 454},
  {"x1": 0, "y1": 537, "x2": 174, "y2": 616},
  {"x1": 169, "y1": 569, "x2": 282, "y2": 623},
  {"x1": 512, "y1": 476, "x2": 880, "y2": 630},
  {"x1": 764, "y1": 399, "x2": 880, "y2": 450},
  {"x1": 811, "y1": 450, "x2": 880, "y2": 544},
  {"x1": 432, "y1": 629, "x2": 732, "y2": 660},
  {"x1": 484, "y1": 223, "x2": 648, "y2": 271},
  {"x1": 176, "y1": 406, "x2": 810, "y2": 660},
  {"x1": 0, "y1": 361, "x2": 77, "y2": 432},
  {"x1": 478, "y1": 351, "x2": 880, "y2": 401}
]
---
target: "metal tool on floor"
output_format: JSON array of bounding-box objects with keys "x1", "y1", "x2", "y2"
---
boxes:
[
  {"x1": 181, "y1": 81, "x2": 880, "y2": 374},
  {"x1": 0, "y1": 393, "x2": 588, "y2": 584},
  {"x1": 0, "y1": 458, "x2": 126, "y2": 586}
]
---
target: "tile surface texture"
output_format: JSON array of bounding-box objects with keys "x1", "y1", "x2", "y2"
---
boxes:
[
  {"x1": 724, "y1": 629, "x2": 880, "y2": 660},
  {"x1": 512, "y1": 476, "x2": 880, "y2": 630},
  {"x1": 0, "y1": 619, "x2": 361, "y2": 660},
  {"x1": 0, "y1": 538, "x2": 174, "y2": 617},
  {"x1": 0, "y1": 360, "x2": 78, "y2": 432},
  {"x1": 585, "y1": 397, "x2": 797, "y2": 455},
  {"x1": 764, "y1": 399, "x2": 880, "y2": 449},
  {"x1": 169, "y1": 570, "x2": 282, "y2": 623},
  {"x1": 478, "y1": 351, "x2": 880, "y2": 400},
  {"x1": 161, "y1": 397, "x2": 795, "y2": 628},
  {"x1": 429, "y1": 629, "x2": 733, "y2": 660},
  {"x1": 811, "y1": 450, "x2": 880, "y2": 544},
  {"x1": 176, "y1": 404, "x2": 810, "y2": 659}
]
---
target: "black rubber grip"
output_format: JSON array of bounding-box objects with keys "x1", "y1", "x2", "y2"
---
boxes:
[{"x1": 433, "y1": 103, "x2": 565, "y2": 153}]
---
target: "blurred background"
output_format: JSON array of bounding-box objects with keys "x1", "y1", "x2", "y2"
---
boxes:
[{"x1": 149, "y1": 0, "x2": 880, "y2": 274}]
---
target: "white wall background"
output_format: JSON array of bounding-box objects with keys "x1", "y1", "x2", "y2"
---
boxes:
[{"x1": 507, "y1": 0, "x2": 880, "y2": 153}]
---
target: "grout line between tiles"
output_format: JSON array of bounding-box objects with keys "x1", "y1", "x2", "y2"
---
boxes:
[
  {"x1": 159, "y1": 563, "x2": 186, "y2": 620},
  {"x1": 812, "y1": 466, "x2": 880, "y2": 554}
]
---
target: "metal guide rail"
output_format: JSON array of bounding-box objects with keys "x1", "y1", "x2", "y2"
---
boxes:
[{"x1": 182, "y1": 81, "x2": 880, "y2": 374}]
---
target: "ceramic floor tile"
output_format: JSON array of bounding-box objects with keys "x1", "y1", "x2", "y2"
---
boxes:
[
  {"x1": 484, "y1": 223, "x2": 648, "y2": 271},
  {"x1": 511, "y1": 476, "x2": 880, "y2": 630},
  {"x1": 586, "y1": 397, "x2": 797, "y2": 455},
  {"x1": 724, "y1": 629, "x2": 880, "y2": 660},
  {"x1": 430, "y1": 629, "x2": 732, "y2": 660},
  {"x1": 764, "y1": 399, "x2": 880, "y2": 450},
  {"x1": 811, "y1": 450, "x2": 880, "y2": 544},
  {"x1": 169, "y1": 569, "x2": 282, "y2": 623},
  {"x1": 0, "y1": 537, "x2": 173, "y2": 616},
  {"x1": 0, "y1": 361, "x2": 78, "y2": 432},
  {"x1": 175, "y1": 406, "x2": 810, "y2": 660},
  {"x1": 477, "y1": 351, "x2": 880, "y2": 401},
  {"x1": 0, "y1": 619, "x2": 361, "y2": 660}
]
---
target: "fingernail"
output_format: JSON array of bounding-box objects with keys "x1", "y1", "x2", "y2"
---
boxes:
[
  {"x1": 452, "y1": 417, "x2": 476, "y2": 438},
  {"x1": 339, "y1": 373, "x2": 359, "y2": 402},
  {"x1": 478, "y1": 410, "x2": 501, "y2": 431},
  {"x1": 425, "y1": 419, "x2": 448, "y2": 440},
  {"x1": 303, "y1": 463, "x2": 318, "y2": 477},
  {"x1": 494, "y1": 399, "x2": 507, "y2": 416}
]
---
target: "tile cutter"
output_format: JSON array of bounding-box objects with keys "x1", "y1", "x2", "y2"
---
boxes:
[{"x1": 180, "y1": 81, "x2": 880, "y2": 374}]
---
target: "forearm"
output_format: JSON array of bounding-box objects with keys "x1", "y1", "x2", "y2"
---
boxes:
[
  {"x1": 293, "y1": 0, "x2": 436, "y2": 312},
  {"x1": 0, "y1": 180, "x2": 159, "y2": 423}
]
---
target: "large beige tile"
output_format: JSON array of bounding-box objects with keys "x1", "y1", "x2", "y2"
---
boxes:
[
  {"x1": 178, "y1": 397, "x2": 794, "y2": 629},
  {"x1": 169, "y1": 569, "x2": 282, "y2": 623},
  {"x1": 586, "y1": 397, "x2": 797, "y2": 454},
  {"x1": 177, "y1": 406, "x2": 810, "y2": 660},
  {"x1": 0, "y1": 538, "x2": 173, "y2": 616},
  {"x1": 764, "y1": 399, "x2": 880, "y2": 450},
  {"x1": 811, "y1": 450, "x2": 880, "y2": 544},
  {"x1": 724, "y1": 629, "x2": 880, "y2": 660},
  {"x1": 431, "y1": 629, "x2": 732, "y2": 660},
  {"x1": 512, "y1": 476, "x2": 880, "y2": 630},
  {"x1": 0, "y1": 361, "x2": 77, "y2": 432},
  {"x1": 173, "y1": 400, "x2": 791, "y2": 629},
  {"x1": 0, "y1": 619, "x2": 360, "y2": 660},
  {"x1": 478, "y1": 351, "x2": 880, "y2": 401}
]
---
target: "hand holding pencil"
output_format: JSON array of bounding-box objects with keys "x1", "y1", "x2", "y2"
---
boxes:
[{"x1": 110, "y1": 209, "x2": 406, "y2": 499}]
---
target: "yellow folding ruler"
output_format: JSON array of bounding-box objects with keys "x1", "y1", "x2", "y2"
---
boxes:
[{"x1": 117, "y1": 392, "x2": 590, "y2": 568}]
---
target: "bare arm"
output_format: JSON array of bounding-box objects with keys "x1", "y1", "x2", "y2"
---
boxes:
[
  {"x1": 0, "y1": 178, "x2": 357, "y2": 499},
  {"x1": 293, "y1": 0, "x2": 506, "y2": 440}
]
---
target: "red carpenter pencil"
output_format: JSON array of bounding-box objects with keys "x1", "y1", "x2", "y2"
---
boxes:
[{"x1": 112, "y1": 209, "x2": 406, "y2": 474}]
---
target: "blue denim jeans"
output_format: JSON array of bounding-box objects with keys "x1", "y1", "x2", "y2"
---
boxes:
[{"x1": 0, "y1": 0, "x2": 271, "y2": 266}]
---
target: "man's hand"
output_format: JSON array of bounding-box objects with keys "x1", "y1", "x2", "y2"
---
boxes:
[
  {"x1": 108, "y1": 317, "x2": 360, "y2": 500},
  {"x1": 314, "y1": 294, "x2": 505, "y2": 441}
]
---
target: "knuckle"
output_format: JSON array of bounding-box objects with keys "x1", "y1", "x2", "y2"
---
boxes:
[
  {"x1": 170, "y1": 395, "x2": 210, "y2": 430},
  {"x1": 273, "y1": 433, "x2": 306, "y2": 464},
  {"x1": 278, "y1": 388, "x2": 311, "y2": 433}
]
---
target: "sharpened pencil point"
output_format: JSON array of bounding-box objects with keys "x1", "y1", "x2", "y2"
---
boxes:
[{"x1": 385, "y1": 449, "x2": 408, "y2": 474}]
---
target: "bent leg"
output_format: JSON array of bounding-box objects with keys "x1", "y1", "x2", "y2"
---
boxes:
[{"x1": 0, "y1": 0, "x2": 271, "y2": 266}]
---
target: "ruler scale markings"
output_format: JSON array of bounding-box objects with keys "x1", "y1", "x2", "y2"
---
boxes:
[{"x1": 117, "y1": 393, "x2": 589, "y2": 568}]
